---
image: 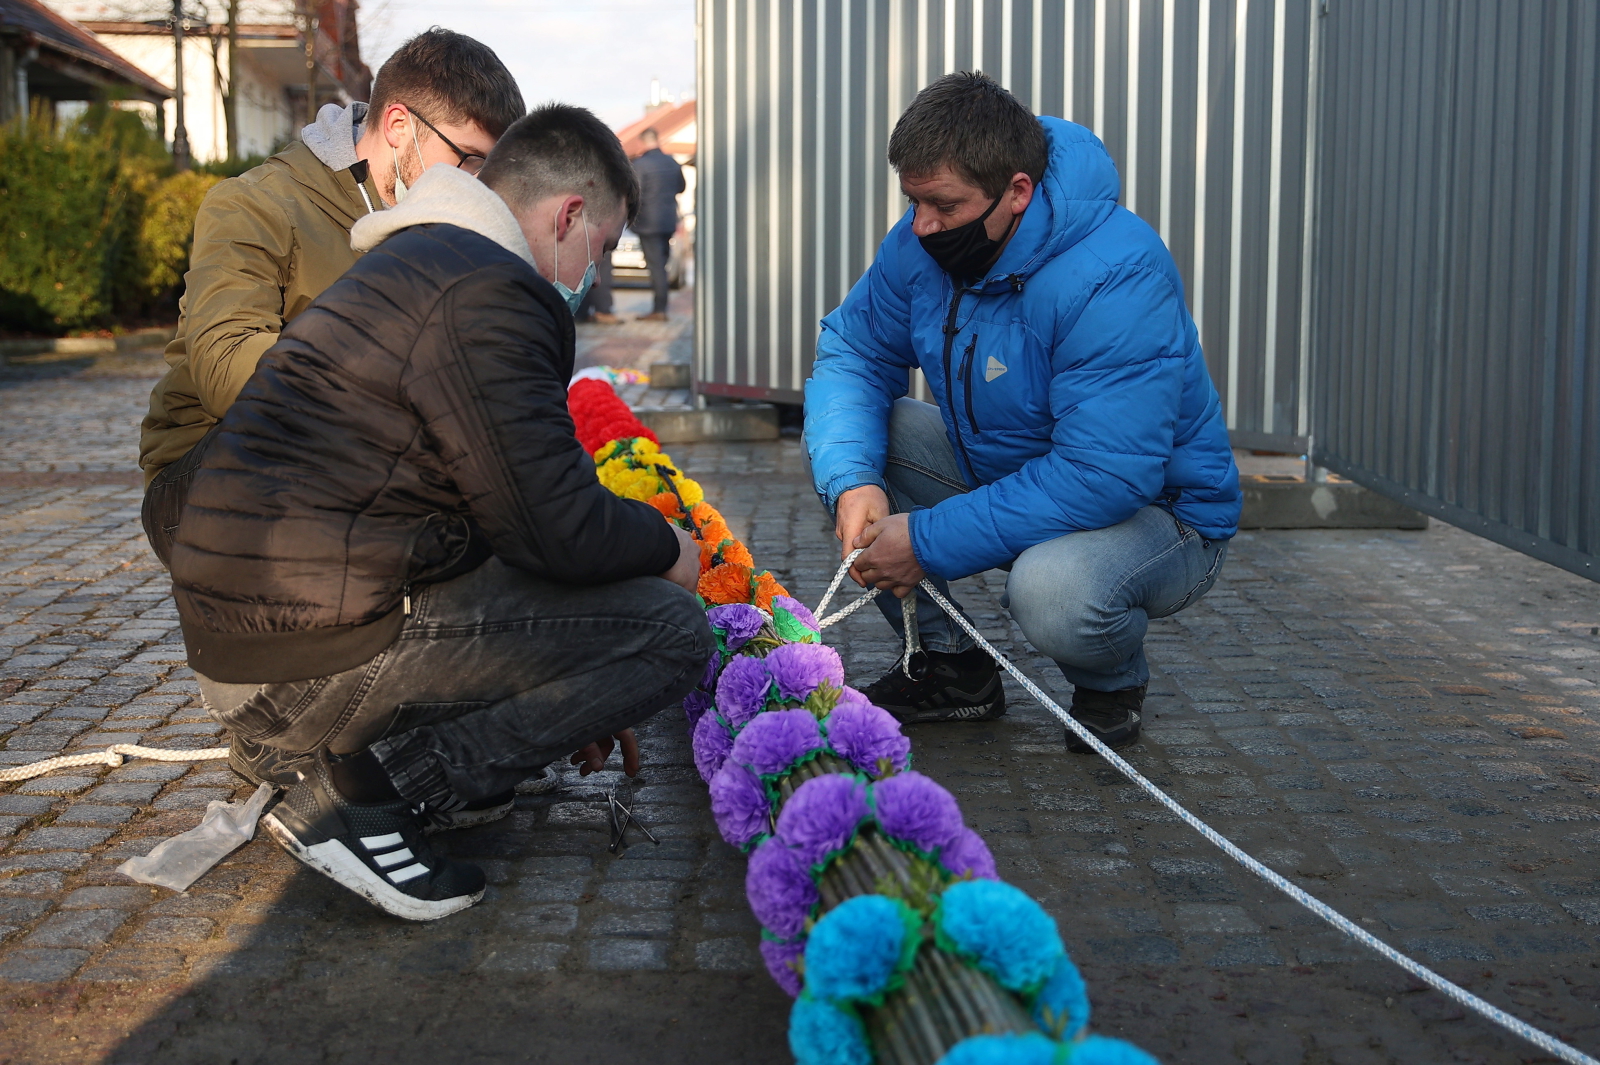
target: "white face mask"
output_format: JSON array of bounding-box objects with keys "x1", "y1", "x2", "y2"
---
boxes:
[
  {"x1": 551, "y1": 208, "x2": 596, "y2": 316},
  {"x1": 391, "y1": 118, "x2": 424, "y2": 203}
]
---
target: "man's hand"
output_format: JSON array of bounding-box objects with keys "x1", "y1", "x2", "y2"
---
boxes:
[
  {"x1": 570, "y1": 728, "x2": 642, "y2": 777},
  {"x1": 850, "y1": 512, "x2": 925, "y2": 598},
  {"x1": 660, "y1": 525, "x2": 699, "y2": 592},
  {"x1": 835, "y1": 484, "x2": 891, "y2": 560}
]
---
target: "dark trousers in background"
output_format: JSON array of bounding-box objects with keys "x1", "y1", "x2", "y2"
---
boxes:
[
  {"x1": 639, "y1": 232, "x2": 672, "y2": 315},
  {"x1": 581, "y1": 256, "x2": 615, "y2": 317},
  {"x1": 196, "y1": 557, "x2": 713, "y2": 810}
]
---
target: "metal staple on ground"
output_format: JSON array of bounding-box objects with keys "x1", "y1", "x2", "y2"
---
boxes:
[{"x1": 814, "y1": 550, "x2": 1600, "y2": 1065}]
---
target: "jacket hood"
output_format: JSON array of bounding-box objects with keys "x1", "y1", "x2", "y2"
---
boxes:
[
  {"x1": 350, "y1": 165, "x2": 535, "y2": 266},
  {"x1": 301, "y1": 101, "x2": 367, "y2": 172},
  {"x1": 975, "y1": 116, "x2": 1121, "y2": 291}
]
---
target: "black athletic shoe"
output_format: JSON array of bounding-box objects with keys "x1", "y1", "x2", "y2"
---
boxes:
[
  {"x1": 228, "y1": 735, "x2": 311, "y2": 788},
  {"x1": 422, "y1": 790, "x2": 516, "y2": 834},
  {"x1": 863, "y1": 647, "x2": 1006, "y2": 724},
  {"x1": 262, "y1": 751, "x2": 485, "y2": 921},
  {"x1": 1064, "y1": 684, "x2": 1145, "y2": 753}
]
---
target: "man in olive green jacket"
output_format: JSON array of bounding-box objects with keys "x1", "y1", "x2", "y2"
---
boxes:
[{"x1": 138, "y1": 28, "x2": 524, "y2": 492}]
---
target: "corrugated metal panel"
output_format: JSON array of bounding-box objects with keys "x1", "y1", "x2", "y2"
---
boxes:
[
  {"x1": 696, "y1": 0, "x2": 1321, "y2": 448},
  {"x1": 1310, "y1": 0, "x2": 1600, "y2": 581}
]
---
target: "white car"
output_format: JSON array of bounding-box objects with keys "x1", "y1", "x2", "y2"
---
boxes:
[{"x1": 610, "y1": 228, "x2": 687, "y2": 289}]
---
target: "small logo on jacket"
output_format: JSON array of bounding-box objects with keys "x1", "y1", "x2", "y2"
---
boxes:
[{"x1": 984, "y1": 356, "x2": 1007, "y2": 382}]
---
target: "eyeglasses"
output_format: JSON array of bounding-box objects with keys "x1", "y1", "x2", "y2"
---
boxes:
[{"x1": 409, "y1": 109, "x2": 487, "y2": 175}]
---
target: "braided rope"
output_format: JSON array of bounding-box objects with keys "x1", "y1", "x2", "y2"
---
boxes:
[
  {"x1": 0, "y1": 745, "x2": 231, "y2": 784},
  {"x1": 815, "y1": 553, "x2": 1599, "y2": 1065}
]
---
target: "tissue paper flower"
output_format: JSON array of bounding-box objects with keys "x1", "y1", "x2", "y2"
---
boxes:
[
  {"x1": 776, "y1": 773, "x2": 871, "y2": 869},
  {"x1": 746, "y1": 837, "x2": 819, "y2": 939},
  {"x1": 692, "y1": 711, "x2": 735, "y2": 783},
  {"x1": 715, "y1": 653, "x2": 772, "y2": 728},
  {"x1": 872, "y1": 771, "x2": 965, "y2": 854},
  {"x1": 710, "y1": 761, "x2": 772, "y2": 849},
  {"x1": 823, "y1": 701, "x2": 911, "y2": 776},
  {"x1": 764, "y1": 643, "x2": 845, "y2": 702},
  {"x1": 731, "y1": 710, "x2": 825, "y2": 777}
]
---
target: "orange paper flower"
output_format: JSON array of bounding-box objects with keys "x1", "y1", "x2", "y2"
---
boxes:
[
  {"x1": 754, "y1": 571, "x2": 788, "y2": 612},
  {"x1": 647, "y1": 492, "x2": 685, "y2": 520},
  {"x1": 721, "y1": 539, "x2": 755, "y2": 568},
  {"x1": 698, "y1": 561, "x2": 755, "y2": 606}
]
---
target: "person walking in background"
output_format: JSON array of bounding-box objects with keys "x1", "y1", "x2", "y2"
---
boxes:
[
  {"x1": 579, "y1": 253, "x2": 620, "y2": 324},
  {"x1": 630, "y1": 127, "x2": 684, "y2": 320}
]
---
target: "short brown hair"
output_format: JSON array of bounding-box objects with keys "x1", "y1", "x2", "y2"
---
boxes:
[
  {"x1": 887, "y1": 71, "x2": 1048, "y2": 197},
  {"x1": 368, "y1": 28, "x2": 524, "y2": 139},
  {"x1": 480, "y1": 104, "x2": 640, "y2": 223}
]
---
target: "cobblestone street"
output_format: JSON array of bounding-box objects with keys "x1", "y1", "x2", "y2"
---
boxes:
[{"x1": 1, "y1": 353, "x2": 1599, "y2": 1063}]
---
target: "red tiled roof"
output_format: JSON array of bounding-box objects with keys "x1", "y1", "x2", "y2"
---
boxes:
[
  {"x1": 617, "y1": 99, "x2": 695, "y2": 159},
  {"x1": 0, "y1": 0, "x2": 170, "y2": 99}
]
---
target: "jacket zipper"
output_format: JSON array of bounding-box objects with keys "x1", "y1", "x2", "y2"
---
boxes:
[
  {"x1": 959, "y1": 334, "x2": 980, "y2": 433},
  {"x1": 940, "y1": 284, "x2": 978, "y2": 480}
]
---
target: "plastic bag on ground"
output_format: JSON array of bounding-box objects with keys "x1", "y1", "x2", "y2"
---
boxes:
[{"x1": 119, "y1": 782, "x2": 275, "y2": 892}]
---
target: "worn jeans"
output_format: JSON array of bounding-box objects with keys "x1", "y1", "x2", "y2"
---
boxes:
[
  {"x1": 197, "y1": 557, "x2": 712, "y2": 809},
  {"x1": 819, "y1": 397, "x2": 1228, "y2": 692}
]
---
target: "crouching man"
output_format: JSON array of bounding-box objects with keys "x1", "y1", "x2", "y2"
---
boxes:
[
  {"x1": 167, "y1": 105, "x2": 711, "y2": 921},
  {"x1": 805, "y1": 73, "x2": 1241, "y2": 751}
]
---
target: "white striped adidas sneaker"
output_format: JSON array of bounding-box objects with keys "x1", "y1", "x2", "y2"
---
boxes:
[{"x1": 262, "y1": 750, "x2": 485, "y2": 922}]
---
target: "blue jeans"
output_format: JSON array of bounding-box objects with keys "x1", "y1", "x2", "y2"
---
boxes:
[{"x1": 836, "y1": 398, "x2": 1228, "y2": 692}]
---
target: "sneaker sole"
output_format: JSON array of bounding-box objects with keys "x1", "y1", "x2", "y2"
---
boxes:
[
  {"x1": 262, "y1": 812, "x2": 483, "y2": 922},
  {"x1": 423, "y1": 797, "x2": 514, "y2": 835},
  {"x1": 1065, "y1": 715, "x2": 1142, "y2": 754},
  {"x1": 891, "y1": 699, "x2": 1008, "y2": 725}
]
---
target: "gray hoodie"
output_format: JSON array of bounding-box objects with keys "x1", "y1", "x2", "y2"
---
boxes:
[{"x1": 301, "y1": 102, "x2": 368, "y2": 173}]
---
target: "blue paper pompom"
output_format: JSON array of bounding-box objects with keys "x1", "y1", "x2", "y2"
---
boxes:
[
  {"x1": 804, "y1": 894, "x2": 920, "y2": 1003},
  {"x1": 935, "y1": 1032, "x2": 1061, "y2": 1065},
  {"x1": 1033, "y1": 953, "x2": 1091, "y2": 1040},
  {"x1": 1065, "y1": 1035, "x2": 1162, "y2": 1065},
  {"x1": 789, "y1": 994, "x2": 871, "y2": 1065},
  {"x1": 934, "y1": 879, "x2": 1064, "y2": 992}
]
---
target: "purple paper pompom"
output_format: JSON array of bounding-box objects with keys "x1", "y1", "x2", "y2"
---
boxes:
[
  {"x1": 776, "y1": 773, "x2": 871, "y2": 868},
  {"x1": 760, "y1": 937, "x2": 806, "y2": 997},
  {"x1": 939, "y1": 826, "x2": 998, "y2": 880},
  {"x1": 683, "y1": 689, "x2": 714, "y2": 729},
  {"x1": 746, "y1": 837, "x2": 820, "y2": 938},
  {"x1": 715, "y1": 654, "x2": 772, "y2": 728},
  {"x1": 700, "y1": 650, "x2": 721, "y2": 690},
  {"x1": 731, "y1": 710, "x2": 825, "y2": 776},
  {"x1": 823, "y1": 702, "x2": 911, "y2": 776},
  {"x1": 833, "y1": 685, "x2": 875, "y2": 714},
  {"x1": 709, "y1": 761, "x2": 773, "y2": 849},
  {"x1": 764, "y1": 643, "x2": 846, "y2": 703},
  {"x1": 708, "y1": 602, "x2": 766, "y2": 652},
  {"x1": 772, "y1": 595, "x2": 821, "y2": 633},
  {"x1": 693, "y1": 711, "x2": 735, "y2": 783},
  {"x1": 872, "y1": 771, "x2": 964, "y2": 854}
]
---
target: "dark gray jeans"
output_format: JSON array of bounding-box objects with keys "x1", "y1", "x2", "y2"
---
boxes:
[{"x1": 198, "y1": 557, "x2": 712, "y2": 808}]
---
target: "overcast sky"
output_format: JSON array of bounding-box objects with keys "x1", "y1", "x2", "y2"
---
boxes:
[{"x1": 360, "y1": 0, "x2": 696, "y2": 130}]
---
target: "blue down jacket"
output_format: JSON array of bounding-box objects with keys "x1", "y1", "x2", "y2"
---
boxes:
[{"x1": 804, "y1": 117, "x2": 1240, "y2": 580}]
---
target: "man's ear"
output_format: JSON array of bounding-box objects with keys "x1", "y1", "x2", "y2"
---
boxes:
[
  {"x1": 379, "y1": 104, "x2": 412, "y2": 150},
  {"x1": 1009, "y1": 172, "x2": 1035, "y2": 215},
  {"x1": 554, "y1": 195, "x2": 586, "y2": 241}
]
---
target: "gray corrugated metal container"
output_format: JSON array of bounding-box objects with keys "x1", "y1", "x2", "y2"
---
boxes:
[
  {"x1": 1309, "y1": 0, "x2": 1600, "y2": 580},
  {"x1": 696, "y1": 0, "x2": 1321, "y2": 450}
]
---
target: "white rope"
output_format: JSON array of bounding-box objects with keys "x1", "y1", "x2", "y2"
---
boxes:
[
  {"x1": 0, "y1": 745, "x2": 231, "y2": 784},
  {"x1": 815, "y1": 555, "x2": 1600, "y2": 1065}
]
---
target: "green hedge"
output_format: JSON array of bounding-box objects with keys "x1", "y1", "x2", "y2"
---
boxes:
[{"x1": 0, "y1": 107, "x2": 222, "y2": 333}]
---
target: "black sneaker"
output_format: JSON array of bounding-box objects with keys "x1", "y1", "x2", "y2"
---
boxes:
[
  {"x1": 228, "y1": 735, "x2": 311, "y2": 789},
  {"x1": 1064, "y1": 684, "x2": 1145, "y2": 753},
  {"x1": 863, "y1": 646, "x2": 1006, "y2": 724},
  {"x1": 423, "y1": 790, "x2": 515, "y2": 834},
  {"x1": 262, "y1": 751, "x2": 485, "y2": 921}
]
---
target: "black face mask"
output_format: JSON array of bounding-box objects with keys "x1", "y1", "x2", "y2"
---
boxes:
[{"x1": 918, "y1": 195, "x2": 1014, "y2": 279}]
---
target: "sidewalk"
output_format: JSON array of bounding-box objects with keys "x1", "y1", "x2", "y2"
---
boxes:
[{"x1": 0, "y1": 356, "x2": 1598, "y2": 1063}]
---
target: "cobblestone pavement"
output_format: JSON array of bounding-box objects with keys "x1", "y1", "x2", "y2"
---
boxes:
[{"x1": 1, "y1": 361, "x2": 1599, "y2": 1063}]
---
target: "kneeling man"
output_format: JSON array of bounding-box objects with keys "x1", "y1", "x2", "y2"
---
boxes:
[
  {"x1": 169, "y1": 105, "x2": 710, "y2": 920},
  {"x1": 806, "y1": 73, "x2": 1240, "y2": 751}
]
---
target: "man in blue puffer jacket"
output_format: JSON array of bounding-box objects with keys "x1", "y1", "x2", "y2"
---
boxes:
[{"x1": 805, "y1": 72, "x2": 1240, "y2": 751}]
